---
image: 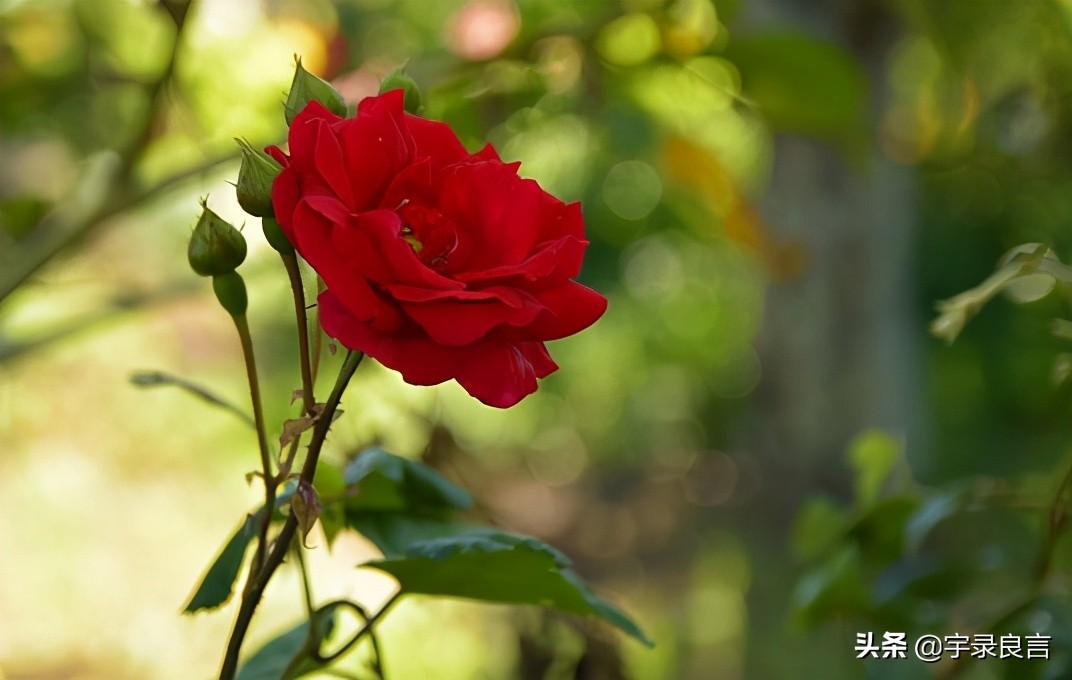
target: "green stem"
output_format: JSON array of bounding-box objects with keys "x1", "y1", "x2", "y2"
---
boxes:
[
  {"x1": 231, "y1": 313, "x2": 275, "y2": 573},
  {"x1": 281, "y1": 253, "x2": 316, "y2": 415},
  {"x1": 942, "y1": 454, "x2": 1072, "y2": 679},
  {"x1": 278, "y1": 543, "x2": 319, "y2": 680},
  {"x1": 218, "y1": 351, "x2": 364, "y2": 680},
  {"x1": 311, "y1": 593, "x2": 400, "y2": 665}
]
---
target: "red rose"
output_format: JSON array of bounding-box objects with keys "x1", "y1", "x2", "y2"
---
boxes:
[{"x1": 268, "y1": 91, "x2": 607, "y2": 407}]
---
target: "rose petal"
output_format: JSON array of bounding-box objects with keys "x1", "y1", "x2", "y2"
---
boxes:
[
  {"x1": 320, "y1": 292, "x2": 551, "y2": 408},
  {"x1": 401, "y1": 291, "x2": 542, "y2": 346},
  {"x1": 271, "y1": 166, "x2": 301, "y2": 241},
  {"x1": 313, "y1": 121, "x2": 355, "y2": 208},
  {"x1": 404, "y1": 114, "x2": 469, "y2": 169},
  {"x1": 453, "y1": 341, "x2": 547, "y2": 408},
  {"x1": 437, "y1": 161, "x2": 543, "y2": 271},
  {"x1": 319, "y1": 290, "x2": 457, "y2": 385},
  {"x1": 339, "y1": 91, "x2": 413, "y2": 209},
  {"x1": 291, "y1": 201, "x2": 401, "y2": 330},
  {"x1": 453, "y1": 234, "x2": 587, "y2": 288},
  {"x1": 332, "y1": 209, "x2": 462, "y2": 291},
  {"x1": 523, "y1": 281, "x2": 608, "y2": 341}
]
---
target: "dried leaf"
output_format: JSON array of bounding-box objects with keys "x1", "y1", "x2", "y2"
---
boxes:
[
  {"x1": 290, "y1": 389, "x2": 304, "y2": 405},
  {"x1": 291, "y1": 481, "x2": 322, "y2": 547},
  {"x1": 279, "y1": 416, "x2": 315, "y2": 448}
]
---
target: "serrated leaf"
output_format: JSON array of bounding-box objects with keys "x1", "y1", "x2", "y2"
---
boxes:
[
  {"x1": 342, "y1": 448, "x2": 472, "y2": 513},
  {"x1": 235, "y1": 606, "x2": 338, "y2": 680},
  {"x1": 360, "y1": 529, "x2": 653, "y2": 646},
  {"x1": 347, "y1": 513, "x2": 497, "y2": 559}
]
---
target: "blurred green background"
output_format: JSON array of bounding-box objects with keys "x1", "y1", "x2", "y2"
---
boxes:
[{"x1": 1, "y1": 0, "x2": 1070, "y2": 678}]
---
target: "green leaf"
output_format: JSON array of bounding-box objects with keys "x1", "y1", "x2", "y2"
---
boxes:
[
  {"x1": 130, "y1": 370, "x2": 254, "y2": 429},
  {"x1": 792, "y1": 496, "x2": 849, "y2": 561},
  {"x1": 847, "y1": 429, "x2": 901, "y2": 506},
  {"x1": 235, "y1": 606, "x2": 338, "y2": 680},
  {"x1": 904, "y1": 488, "x2": 971, "y2": 552},
  {"x1": 873, "y1": 556, "x2": 977, "y2": 604},
  {"x1": 725, "y1": 31, "x2": 868, "y2": 147},
  {"x1": 347, "y1": 512, "x2": 496, "y2": 559},
  {"x1": 341, "y1": 448, "x2": 472, "y2": 514},
  {"x1": 848, "y1": 497, "x2": 918, "y2": 564},
  {"x1": 185, "y1": 448, "x2": 464, "y2": 612},
  {"x1": 0, "y1": 195, "x2": 48, "y2": 240},
  {"x1": 792, "y1": 546, "x2": 869, "y2": 627},
  {"x1": 930, "y1": 243, "x2": 1069, "y2": 344},
  {"x1": 184, "y1": 486, "x2": 296, "y2": 613},
  {"x1": 183, "y1": 514, "x2": 258, "y2": 613},
  {"x1": 361, "y1": 529, "x2": 653, "y2": 647}
]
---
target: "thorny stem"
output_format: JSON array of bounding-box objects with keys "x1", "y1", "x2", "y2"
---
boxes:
[
  {"x1": 218, "y1": 351, "x2": 364, "y2": 680},
  {"x1": 310, "y1": 276, "x2": 327, "y2": 386},
  {"x1": 282, "y1": 253, "x2": 316, "y2": 415}
]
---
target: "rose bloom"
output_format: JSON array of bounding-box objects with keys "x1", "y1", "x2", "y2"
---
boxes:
[{"x1": 268, "y1": 91, "x2": 606, "y2": 407}]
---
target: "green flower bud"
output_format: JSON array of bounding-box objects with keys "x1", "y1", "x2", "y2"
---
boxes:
[
  {"x1": 285, "y1": 57, "x2": 347, "y2": 125},
  {"x1": 261, "y1": 216, "x2": 294, "y2": 255},
  {"x1": 235, "y1": 139, "x2": 281, "y2": 218},
  {"x1": 378, "y1": 66, "x2": 423, "y2": 115},
  {"x1": 188, "y1": 201, "x2": 247, "y2": 277},
  {"x1": 212, "y1": 271, "x2": 248, "y2": 317}
]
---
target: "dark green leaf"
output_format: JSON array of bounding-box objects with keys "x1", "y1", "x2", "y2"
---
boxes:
[
  {"x1": 184, "y1": 485, "x2": 296, "y2": 613},
  {"x1": 361, "y1": 529, "x2": 653, "y2": 646},
  {"x1": 183, "y1": 514, "x2": 258, "y2": 613},
  {"x1": 848, "y1": 497, "x2": 918, "y2": 564},
  {"x1": 235, "y1": 606, "x2": 338, "y2": 680},
  {"x1": 341, "y1": 448, "x2": 472, "y2": 513},
  {"x1": 904, "y1": 488, "x2": 971, "y2": 552},
  {"x1": 873, "y1": 555, "x2": 977, "y2": 604},
  {"x1": 725, "y1": 32, "x2": 868, "y2": 147},
  {"x1": 792, "y1": 546, "x2": 869, "y2": 627},
  {"x1": 347, "y1": 512, "x2": 497, "y2": 559}
]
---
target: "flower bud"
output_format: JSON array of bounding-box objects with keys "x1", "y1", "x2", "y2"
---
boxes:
[
  {"x1": 212, "y1": 271, "x2": 248, "y2": 317},
  {"x1": 188, "y1": 201, "x2": 247, "y2": 277},
  {"x1": 235, "y1": 139, "x2": 281, "y2": 218},
  {"x1": 378, "y1": 67, "x2": 423, "y2": 115},
  {"x1": 261, "y1": 216, "x2": 294, "y2": 255},
  {"x1": 285, "y1": 57, "x2": 347, "y2": 125}
]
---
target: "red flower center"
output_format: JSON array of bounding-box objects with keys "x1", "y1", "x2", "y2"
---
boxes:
[{"x1": 397, "y1": 203, "x2": 458, "y2": 271}]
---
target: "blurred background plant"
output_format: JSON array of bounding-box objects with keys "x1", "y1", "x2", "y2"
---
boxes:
[{"x1": 0, "y1": 0, "x2": 1069, "y2": 679}]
